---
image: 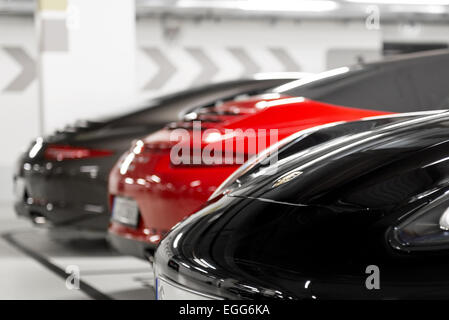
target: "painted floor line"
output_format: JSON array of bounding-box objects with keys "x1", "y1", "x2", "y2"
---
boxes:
[
  {"x1": 79, "y1": 268, "x2": 153, "y2": 276},
  {"x1": 1, "y1": 231, "x2": 112, "y2": 300}
]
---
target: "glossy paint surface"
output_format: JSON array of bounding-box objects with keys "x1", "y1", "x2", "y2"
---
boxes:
[
  {"x1": 155, "y1": 111, "x2": 449, "y2": 299},
  {"x1": 108, "y1": 96, "x2": 390, "y2": 252},
  {"x1": 275, "y1": 50, "x2": 449, "y2": 113}
]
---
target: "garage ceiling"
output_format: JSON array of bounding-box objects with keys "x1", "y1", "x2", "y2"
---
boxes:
[{"x1": 1, "y1": 0, "x2": 449, "y2": 22}]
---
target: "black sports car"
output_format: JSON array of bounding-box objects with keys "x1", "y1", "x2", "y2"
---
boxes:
[
  {"x1": 154, "y1": 110, "x2": 449, "y2": 300},
  {"x1": 13, "y1": 75, "x2": 301, "y2": 239}
]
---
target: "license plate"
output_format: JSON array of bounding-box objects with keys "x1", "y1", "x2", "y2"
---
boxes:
[
  {"x1": 156, "y1": 277, "x2": 218, "y2": 300},
  {"x1": 14, "y1": 177, "x2": 26, "y2": 201},
  {"x1": 112, "y1": 197, "x2": 139, "y2": 227}
]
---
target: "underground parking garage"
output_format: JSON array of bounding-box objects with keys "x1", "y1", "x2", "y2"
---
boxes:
[{"x1": 2, "y1": 0, "x2": 449, "y2": 308}]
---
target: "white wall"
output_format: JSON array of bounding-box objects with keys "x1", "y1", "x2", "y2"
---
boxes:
[
  {"x1": 383, "y1": 23, "x2": 449, "y2": 44},
  {"x1": 136, "y1": 19, "x2": 381, "y2": 99},
  {"x1": 39, "y1": 0, "x2": 136, "y2": 133},
  {"x1": 0, "y1": 16, "x2": 38, "y2": 203}
]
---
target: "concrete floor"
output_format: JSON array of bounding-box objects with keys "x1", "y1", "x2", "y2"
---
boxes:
[{"x1": 0, "y1": 203, "x2": 155, "y2": 300}]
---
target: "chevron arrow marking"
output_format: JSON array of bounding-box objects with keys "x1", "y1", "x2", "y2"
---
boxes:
[
  {"x1": 269, "y1": 47, "x2": 302, "y2": 71},
  {"x1": 142, "y1": 47, "x2": 177, "y2": 91},
  {"x1": 228, "y1": 47, "x2": 260, "y2": 76},
  {"x1": 3, "y1": 46, "x2": 36, "y2": 92},
  {"x1": 186, "y1": 47, "x2": 220, "y2": 87}
]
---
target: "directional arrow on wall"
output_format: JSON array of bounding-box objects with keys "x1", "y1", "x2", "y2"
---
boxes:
[
  {"x1": 228, "y1": 47, "x2": 260, "y2": 76},
  {"x1": 140, "y1": 46, "x2": 303, "y2": 91},
  {"x1": 269, "y1": 47, "x2": 302, "y2": 71},
  {"x1": 186, "y1": 47, "x2": 220, "y2": 86},
  {"x1": 142, "y1": 47, "x2": 177, "y2": 91},
  {"x1": 2, "y1": 46, "x2": 36, "y2": 92}
]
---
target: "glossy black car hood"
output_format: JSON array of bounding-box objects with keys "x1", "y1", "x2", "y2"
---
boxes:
[
  {"x1": 230, "y1": 110, "x2": 449, "y2": 209},
  {"x1": 156, "y1": 110, "x2": 449, "y2": 300}
]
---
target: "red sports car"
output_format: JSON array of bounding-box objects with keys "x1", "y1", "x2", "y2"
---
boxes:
[
  {"x1": 108, "y1": 97, "x2": 390, "y2": 257},
  {"x1": 109, "y1": 51, "x2": 449, "y2": 258}
]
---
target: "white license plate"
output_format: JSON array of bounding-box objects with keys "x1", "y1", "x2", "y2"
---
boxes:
[
  {"x1": 112, "y1": 197, "x2": 139, "y2": 227},
  {"x1": 14, "y1": 177, "x2": 26, "y2": 201},
  {"x1": 156, "y1": 277, "x2": 218, "y2": 300}
]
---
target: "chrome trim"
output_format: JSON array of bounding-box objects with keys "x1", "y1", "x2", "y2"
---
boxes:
[{"x1": 157, "y1": 275, "x2": 224, "y2": 300}]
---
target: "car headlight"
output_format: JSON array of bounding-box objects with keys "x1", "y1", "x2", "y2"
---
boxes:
[{"x1": 389, "y1": 192, "x2": 449, "y2": 252}]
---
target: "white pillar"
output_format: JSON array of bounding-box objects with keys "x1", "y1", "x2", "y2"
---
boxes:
[{"x1": 36, "y1": 0, "x2": 136, "y2": 134}]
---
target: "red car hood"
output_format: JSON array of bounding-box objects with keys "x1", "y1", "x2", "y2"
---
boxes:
[{"x1": 140, "y1": 94, "x2": 391, "y2": 154}]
